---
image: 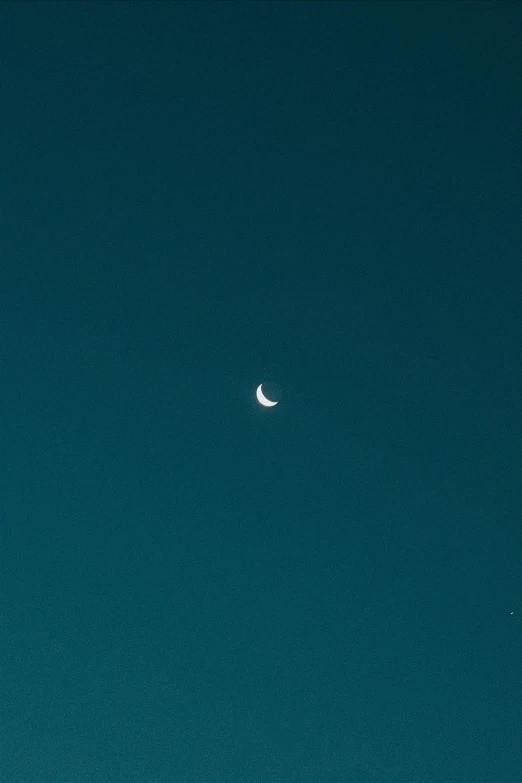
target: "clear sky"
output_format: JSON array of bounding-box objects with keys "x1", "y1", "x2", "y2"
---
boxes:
[{"x1": 1, "y1": 2, "x2": 520, "y2": 781}]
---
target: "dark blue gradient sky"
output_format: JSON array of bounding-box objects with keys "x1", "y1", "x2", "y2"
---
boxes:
[{"x1": 1, "y1": 2, "x2": 520, "y2": 780}]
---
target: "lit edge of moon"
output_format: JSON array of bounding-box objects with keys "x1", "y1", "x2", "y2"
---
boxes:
[{"x1": 256, "y1": 383, "x2": 279, "y2": 407}]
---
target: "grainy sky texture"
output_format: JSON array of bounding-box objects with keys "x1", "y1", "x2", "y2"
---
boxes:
[{"x1": 1, "y1": 2, "x2": 521, "y2": 781}]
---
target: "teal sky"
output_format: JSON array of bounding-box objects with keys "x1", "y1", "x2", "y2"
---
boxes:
[{"x1": 1, "y1": 2, "x2": 520, "y2": 781}]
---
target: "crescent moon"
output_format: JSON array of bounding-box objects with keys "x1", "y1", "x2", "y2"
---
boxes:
[{"x1": 256, "y1": 383, "x2": 278, "y2": 407}]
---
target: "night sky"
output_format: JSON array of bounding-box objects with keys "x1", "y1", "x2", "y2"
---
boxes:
[{"x1": 1, "y1": 2, "x2": 520, "y2": 781}]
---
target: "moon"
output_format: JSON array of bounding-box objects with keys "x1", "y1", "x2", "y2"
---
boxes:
[{"x1": 256, "y1": 383, "x2": 278, "y2": 407}]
